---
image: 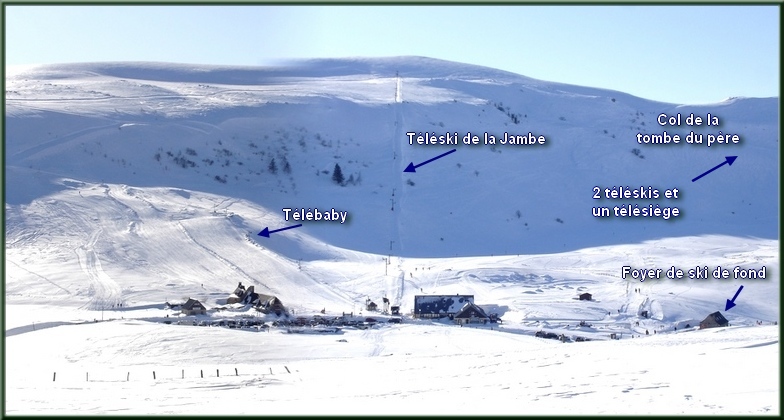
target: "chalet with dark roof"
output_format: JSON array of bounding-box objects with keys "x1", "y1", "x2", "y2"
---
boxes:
[
  {"x1": 226, "y1": 282, "x2": 285, "y2": 315},
  {"x1": 454, "y1": 302, "x2": 490, "y2": 325},
  {"x1": 699, "y1": 311, "x2": 729, "y2": 329},
  {"x1": 413, "y1": 295, "x2": 474, "y2": 319},
  {"x1": 579, "y1": 293, "x2": 592, "y2": 301},
  {"x1": 256, "y1": 293, "x2": 285, "y2": 316},
  {"x1": 227, "y1": 282, "x2": 250, "y2": 304},
  {"x1": 181, "y1": 298, "x2": 206, "y2": 315}
]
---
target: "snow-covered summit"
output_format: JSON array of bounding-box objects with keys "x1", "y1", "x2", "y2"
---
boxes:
[
  {"x1": 6, "y1": 56, "x2": 777, "y2": 256},
  {"x1": 6, "y1": 56, "x2": 536, "y2": 85}
]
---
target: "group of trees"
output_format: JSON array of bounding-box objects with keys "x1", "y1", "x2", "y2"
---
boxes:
[
  {"x1": 157, "y1": 137, "x2": 361, "y2": 189},
  {"x1": 268, "y1": 156, "x2": 292, "y2": 174},
  {"x1": 494, "y1": 101, "x2": 523, "y2": 125},
  {"x1": 331, "y1": 163, "x2": 360, "y2": 186}
]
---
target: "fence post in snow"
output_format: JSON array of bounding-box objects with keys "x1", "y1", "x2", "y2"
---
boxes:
[
  {"x1": 127, "y1": 372, "x2": 130, "y2": 382},
  {"x1": 285, "y1": 366, "x2": 290, "y2": 373},
  {"x1": 217, "y1": 369, "x2": 219, "y2": 377},
  {"x1": 153, "y1": 371, "x2": 156, "y2": 380},
  {"x1": 86, "y1": 372, "x2": 89, "y2": 382},
  {"x1": 182, "y1": 369, "x2": 184, "y2": 379},
  {"x1": 269, "y1": 367, "x2": 273, "y2": 375},
  {"x1": 235, "y1": 368, "x2": 238, "y2": 376},
  {"x1": 53, "y1": 372, "x2": 56, "y2": 382},
  {"x1": 200, "y1": 370, "x2": 203, "y2": 378}
]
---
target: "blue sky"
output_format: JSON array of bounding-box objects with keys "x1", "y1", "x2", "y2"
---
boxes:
[{"x1": 4, "y1": 5, "x2": 779, "y2": 104}]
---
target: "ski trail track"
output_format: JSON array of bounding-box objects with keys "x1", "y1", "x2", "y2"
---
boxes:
[
  {"x1": 9, "y1": 121, "x2": 120, "y2": 162},
  {"x1": 74, "y1": 226, "x2": 124, "y2": 310},
  {"x1": 362, "y1": 327, "x2": 386, "y2": 357},
  {"x1": 235, "y1": 224, "x2": 357, "y2": 309},
  {"x1": 175, "y1": 220, "x2": 275, "y2": 294},
  {"x1": 177, "y1": 216, "x2": 353, "y2": 308},
  {"x1": 381, "y1": 269, "x2": 406, "y2": 308},
  {"x1": 387, "y1": 79, "x2": 406, "y2": 305},
  {"x1": 394, "y1": 271, "x2": 405, "y2": 307},
  {"x1": 7, "y1": 259, "x2": 73, "y2": 296},
  {"x1": 104, "y1": 185, "x2": 144, "y2": 234}
]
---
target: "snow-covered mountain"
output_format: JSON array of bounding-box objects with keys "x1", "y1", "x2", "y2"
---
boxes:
[
  {"x1": 4, "y1": 57, "x2": 779, "y2": 414},
  {"x1": 6, "y1": 57, "x2": 778, "y2": 257}
]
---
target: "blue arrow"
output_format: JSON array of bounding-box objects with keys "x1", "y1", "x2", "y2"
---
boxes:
[
  {"x1": 724, "y1": 285, "x2": 744, "y2": 311},
  {"x1": 692, "y1": 156, "x2": 737, "y2": 182},
  {"x1": 404, "y1": 149, "x2": 457, "y2": 173},
  {"x1": 258, "y1": 224, "x2": 302, "y2": 238}
]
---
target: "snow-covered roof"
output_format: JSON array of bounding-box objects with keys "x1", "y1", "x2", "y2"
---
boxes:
[
  {"x1": 414, "y1": 295, "x2": 473, "y2": 315},
  {"x1": 704, "y1": 311, "x2": 729, "y2": 325},
  {"x1": 182, "y1": 298, "x2": 205, "y2": 310},
  {"x1": 454, "y1": 302, "x2": 489, "y2": 319}
]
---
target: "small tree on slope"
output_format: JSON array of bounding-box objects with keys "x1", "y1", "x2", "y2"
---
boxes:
[{"x1": 332, "y1": 163, "x2": 345, "y2": 186}]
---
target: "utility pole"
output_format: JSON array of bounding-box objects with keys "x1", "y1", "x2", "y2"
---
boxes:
[
  {"x1": 386, "y1": 240, "x2": 394, "y2": 276},
  {"x1": 395, "y1": 70, "x2": 401, "y2": 103}
]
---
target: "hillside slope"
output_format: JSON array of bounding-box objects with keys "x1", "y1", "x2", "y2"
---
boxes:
[
  {"x1": 4, "y1": 56, "x2": 778, "y2": 322},
  {"x1": 6, "y1": 57, "x2": 778, "y2": 258}
]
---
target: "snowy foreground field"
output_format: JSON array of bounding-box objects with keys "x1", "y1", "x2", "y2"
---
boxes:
[
  {"x1": 5, "y1": 317, "x2": 779, "y2": 415},
  {"x1": 6, "y1": 231, "x2": 779, "y2": 415}
]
